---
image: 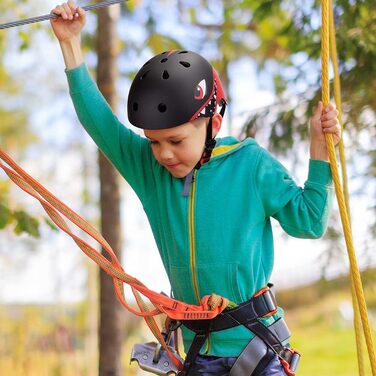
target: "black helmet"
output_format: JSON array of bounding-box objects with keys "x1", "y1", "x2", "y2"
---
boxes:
[{"x1": 128, "y1": 50, "x2": 227, "y2": 130}]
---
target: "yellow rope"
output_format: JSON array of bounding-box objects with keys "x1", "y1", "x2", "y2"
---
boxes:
[
  {"x1": 322, "y1": 0, "x2": 376, "y2": 374},
  {"x1": 328, "y1": 1, "x2": 365, "y2": 374}
]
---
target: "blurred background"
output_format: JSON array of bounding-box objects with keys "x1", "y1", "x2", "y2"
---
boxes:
[{"x1": 0, "y1": 0, "x2": 375, "y2": 375}]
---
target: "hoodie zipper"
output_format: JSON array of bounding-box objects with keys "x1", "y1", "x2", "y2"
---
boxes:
[
  {"x1": 188, "y1": 170, "x2": 200, "y2": 304},
  {"x1": 188, "y1": 170, "x2": 211, "y2": 353}
]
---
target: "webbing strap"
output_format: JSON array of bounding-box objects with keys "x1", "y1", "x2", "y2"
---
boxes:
[
  {"x1": 182, "y1": 286, "x2": 277, "y2": 334},
  {"x1": 229, "y1": 318, "x2": 291, "y2": 376},
  {"x1": 229, "y1": 336, "x2": 269, "y2": 376},
  {"x1": 0, "y1": 147, "x2": 232, "y2": 371},
  {"x1": 177, "y1": 333, "x2": 209, "y2": 376}
]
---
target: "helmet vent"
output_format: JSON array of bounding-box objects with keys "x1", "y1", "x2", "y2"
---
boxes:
[
  {"x1": 178, "y1": 51, "x2": 188, "y2": 54},
  {"x1": 140, "y1": 70, "x2": 150, "y2": 80},
  {"x1": 158, "y1": 103, "x2": 167, "y2": 113},
  {"x1": 179, "y1": 61, "x2": 191, "y2": 68},
  {"x1": 133, "y1": 102, "x2": 138, "y2": 111},
  {"x1": 162, "y1": 70, "x2": 170, "y2": 79},
  {"x1": 161, "y1": 58, "x2": 168, "y2": 63}
]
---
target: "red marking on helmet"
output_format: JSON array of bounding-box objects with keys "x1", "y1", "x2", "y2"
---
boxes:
[
  {"x1": 191, "y1": 75, "x2": 215, "y2": 121},
  {"x1": 194, "y1": 79, "x2": 207, "y2": 100}
]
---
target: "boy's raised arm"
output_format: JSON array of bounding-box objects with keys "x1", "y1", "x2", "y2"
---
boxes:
[
  {"x1": 50, "y1": 1, "x2": 85, "y2": 69},
  {"x1": 50, "y1": 1, "x2": 154, "y2": 202}
]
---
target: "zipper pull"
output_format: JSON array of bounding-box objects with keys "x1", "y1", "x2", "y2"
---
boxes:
[{"x1": 182, "y1": 170, "x2": 194, "y2": 197}]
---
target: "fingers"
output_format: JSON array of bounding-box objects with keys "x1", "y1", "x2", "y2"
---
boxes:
[
  {"x1": 324, "y1": 103, "x2": 336, "y2": 113},
  {"x1": 321, "y1": 109, "x2": 338, "y2": 122},
  {"x1": 321, "y1": 106, "x2": 339, "y2": 128},
  {"x1": 52, "y1": 1, "x2": 83, "y2": 21},
  {"x1": 313, "y1": 101, "x2": 340, "y2": 133},
  {"x1": 76, "y1": 6, "x2": 86, "y2": 22},
  {"x1": 321, "y1": 107, "x2": 340, "y2": 138},
  {"x1": 323, "y1": 125, "x2": 340, "y2": 135},
  {"x1": 314, "y1": 101, "x2": 324, "y2": 118}
]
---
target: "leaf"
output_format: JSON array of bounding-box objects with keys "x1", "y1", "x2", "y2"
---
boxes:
[
  {"x1": 13, "y1": 210, "x2": 40, "y2": 238},
  {"x1": 0, "y1": 203, "x2": 12, "y2": 229},
  {"x1": 18, "y1": 31, "x2": 31, "y2": 51}
]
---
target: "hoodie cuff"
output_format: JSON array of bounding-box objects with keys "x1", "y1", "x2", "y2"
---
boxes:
[
  {"x1": 65, "y1": 63, "x2": 94, "y2": 94},
  {"x1": 308, "y1": 159, "x2": 333, "y2": 186}
]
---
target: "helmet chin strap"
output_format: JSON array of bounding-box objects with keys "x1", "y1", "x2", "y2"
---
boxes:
[
  {"x1": 182, "y1": 100, "x2": 227, "y2": 197},
  {"x1": 194, "y1": 116, "x2": 216, "y2": 170},
  {"x1": 194, "y1": 98, "x2": 227, "y2": 170}
]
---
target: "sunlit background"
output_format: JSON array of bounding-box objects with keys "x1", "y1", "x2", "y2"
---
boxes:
[{"x1": 0, "y1": 0, "x2": 375, "y2": 375}]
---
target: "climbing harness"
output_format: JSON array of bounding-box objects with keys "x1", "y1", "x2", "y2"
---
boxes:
[
  {"x1": 178, "y1": 285, "x2": 300, "y2": 376},
  {"x1": 0, "y1": 0, "x2": 126, "y2": 30},
  {"x1": 130, "y1": 285, "x2": 300, "y2": 376}
]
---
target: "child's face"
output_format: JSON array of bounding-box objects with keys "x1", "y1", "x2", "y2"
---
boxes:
[{"x1": 144, "y1": 118, "x2": 208, "y2": 178}]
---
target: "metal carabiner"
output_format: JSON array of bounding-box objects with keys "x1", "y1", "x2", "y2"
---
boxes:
[{"x1": 130, "y1": 320, "x2": 183, "y2": 375}]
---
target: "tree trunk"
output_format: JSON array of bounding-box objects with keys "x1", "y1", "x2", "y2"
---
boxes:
[{"x1": 96, "y1": 4, "x2": 123, "y2": 376}]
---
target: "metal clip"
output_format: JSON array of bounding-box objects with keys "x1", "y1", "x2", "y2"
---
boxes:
[
  {"x1": 130, "y1": 320, "x2": 183, "y2": 375},
  {"x1": 280, "y1": 348, "x2": 301, "y2": 373},
  {"x1": 130, "y1": 342, "x2": 183, "y2": 375}
]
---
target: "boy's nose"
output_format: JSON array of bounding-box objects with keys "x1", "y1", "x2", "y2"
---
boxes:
[{"x1": 160, "y1": 147, "x2": 174, "y2": 162}]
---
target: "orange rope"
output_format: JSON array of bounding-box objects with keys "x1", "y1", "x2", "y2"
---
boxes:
[{"x1": 0, "y1": 147, "x2": 231, "y2": 370}]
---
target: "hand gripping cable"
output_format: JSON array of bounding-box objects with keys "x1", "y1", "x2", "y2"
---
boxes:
[
  {"x1": 0, "y1": 148, "x2": 231, "y2": 371},
  {"x1": 0, "y1": 0, "x2": 126, "y2": 30}
]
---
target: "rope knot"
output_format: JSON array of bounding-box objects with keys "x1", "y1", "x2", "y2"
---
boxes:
[{"x1": 200, "y1": 294, "x2": 229, "y2": 312}]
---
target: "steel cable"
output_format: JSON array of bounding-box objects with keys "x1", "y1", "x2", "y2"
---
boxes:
[{"x1": 0, "y1": 0, "x2": 125, "y2": 30}]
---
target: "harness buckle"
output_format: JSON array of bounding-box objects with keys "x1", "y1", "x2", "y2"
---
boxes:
[
  {"x1": 280, "y1": 348, "x2": 301, "y2": 375},
  {"x1": 253, "y1": 286, "x2": 278, "y2": 317}
]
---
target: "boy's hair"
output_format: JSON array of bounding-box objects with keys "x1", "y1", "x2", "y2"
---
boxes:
[{"x1": 127, "y1": 50, "x2": 227, "y2": 131}]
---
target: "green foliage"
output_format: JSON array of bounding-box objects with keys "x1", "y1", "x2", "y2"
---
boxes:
[
  {"x1": 0, "y1": 1, "x2": 40, "y2": 238},
  {"x1": 0, "y1": 203, "x2": 40, "y2": 238},
  {"x1": 13, "y1": 210, "x2": 40, "y2": 237},
  {"x1": 239, "y1": 0, "x2": 376, "y2": 140},
  {"x1": 0, "y1": 203, "x2": 11, "y2": 229}
]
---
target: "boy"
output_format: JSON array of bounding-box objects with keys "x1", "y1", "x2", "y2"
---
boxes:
[{"x1": 51, "y1": 2, "x2": 341, "y2": 375}]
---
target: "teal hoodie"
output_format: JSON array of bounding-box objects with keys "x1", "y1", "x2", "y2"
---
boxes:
[{"x1": 66, "y1": 64, "x2": 333, "y2": 357}]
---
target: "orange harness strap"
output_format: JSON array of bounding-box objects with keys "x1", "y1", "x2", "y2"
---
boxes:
[{"x1": 0, "y1": 148, "x2": 230, "y2": 370}]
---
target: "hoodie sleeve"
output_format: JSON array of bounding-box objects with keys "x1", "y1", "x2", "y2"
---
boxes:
[
  {"x1": 65, "y1": 64, "x2": 154, "y2": 202},
  {"x1": 255, "y1": 147, "x2": 334, "y2": 239}
]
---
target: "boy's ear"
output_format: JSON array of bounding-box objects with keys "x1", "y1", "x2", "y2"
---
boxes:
[{"x1": 212, "y1": 113, "x2": 223, "y2": 138}]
